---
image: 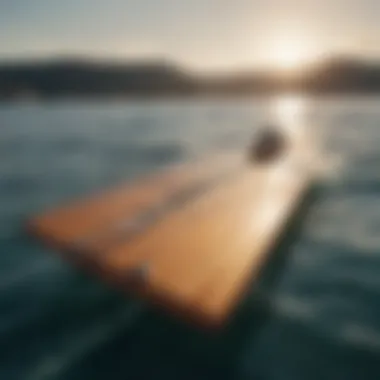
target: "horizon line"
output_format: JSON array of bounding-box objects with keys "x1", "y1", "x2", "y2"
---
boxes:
[{"x1": 0, "y1": 52, "x2": 380, "y2": 74}]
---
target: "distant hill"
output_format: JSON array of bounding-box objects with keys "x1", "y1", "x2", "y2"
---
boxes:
[
  {"x1": 1, "y1": 56, "x2": 380, "y2": 99},
  {"x1": 299, "y1": 57, "x2": 380, "y2": 93},
  {"x1": 0, "y1": 59, "x2": 197, "y2": 99}
]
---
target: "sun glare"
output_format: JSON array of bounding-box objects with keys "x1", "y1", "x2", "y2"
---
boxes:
[
  {"x1": 274, "y1": 95, "x2": 306, "y2": 125},
  {"x1": 275, "y1": 46, "x2": 304, "y2": 70},
  {"x1": 269, "y1": 38, "x2": 315, "y2": 72}
]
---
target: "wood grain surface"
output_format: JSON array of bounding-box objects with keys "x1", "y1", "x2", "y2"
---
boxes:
[
  {"x1": 28, "y1": 153, "x2": 241, "y2": 250},
  {"x1": 28, "y1": 137, "x2": 312, "y2": 328}
]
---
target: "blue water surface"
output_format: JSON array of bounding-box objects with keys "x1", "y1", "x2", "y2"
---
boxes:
[{"x1": 1, "y1": 97, "x2": 380, "y2": 380}]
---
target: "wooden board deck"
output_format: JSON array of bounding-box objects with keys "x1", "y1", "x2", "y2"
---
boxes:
[
  {"x1": 28, "y1": 136, "x2": 314, "y2": 328},
  {"x1": 29, "y1": 153, "x2": 241, "y2": 251}
]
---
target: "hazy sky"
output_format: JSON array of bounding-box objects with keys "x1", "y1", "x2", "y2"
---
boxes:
[{"x1": 1, "y1": 0, "x2": 379, "y2": 71}]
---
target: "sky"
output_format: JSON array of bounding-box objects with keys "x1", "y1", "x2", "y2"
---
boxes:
[{"x1": 1, "y1": 0, "x2": 379, "y2": 72}]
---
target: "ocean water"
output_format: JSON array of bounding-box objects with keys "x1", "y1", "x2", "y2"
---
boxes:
[{"x1": 1, "y1": 97, "x2": 380, "y2": 380}]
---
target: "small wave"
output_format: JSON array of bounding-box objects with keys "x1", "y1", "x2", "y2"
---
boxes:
[
  {"x1": 275, "y1": 295, "x2": 320, "y2": 322},
  {"x1": 0, "y1": 259, "x2": 59, "y2": 293},
  {"x1": 25, "y1": 304, "x2": 143, "y2": 380},
  {"x1": 340, "y1": 323, "x2": 380, "y2": 352}
]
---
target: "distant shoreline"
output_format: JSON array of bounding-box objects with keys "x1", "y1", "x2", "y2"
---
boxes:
[
  {"x1": 2, "y1": 94, "x2": 380, "y2": 107},
  {"x1": 1, "y1": 56, "x2": 380, "y2": 100}
]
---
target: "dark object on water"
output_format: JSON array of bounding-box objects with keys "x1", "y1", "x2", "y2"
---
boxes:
[{"x1": 249, "y1": 127, "x2": 286, "y2": 163}]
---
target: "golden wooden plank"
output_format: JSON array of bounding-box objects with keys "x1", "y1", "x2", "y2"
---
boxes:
[
  {"x1": 28, "y1": 153, "x2": 240, "y2": 250},
  {"x1": 28, "y1": 132, "x2": 314, "y2": 328},
  {"x1": 97, "y1": 162, "x2": 309, "y2": 327}
]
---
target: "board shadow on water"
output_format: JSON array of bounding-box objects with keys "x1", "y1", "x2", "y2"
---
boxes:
[{"x1": 54, "y1": 185, "x2": 320, "y2": 380}]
